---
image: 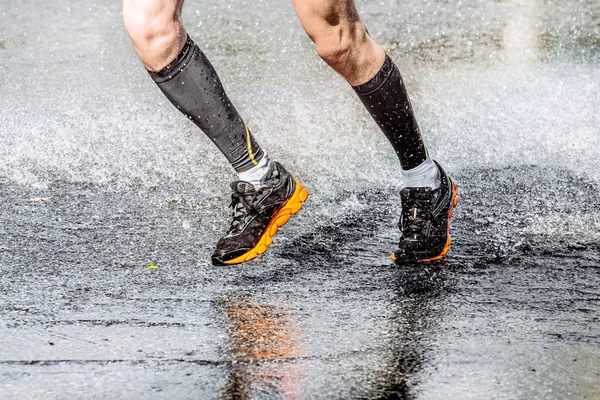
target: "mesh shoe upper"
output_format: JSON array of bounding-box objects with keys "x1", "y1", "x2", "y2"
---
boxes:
[
  {"x1": 394, "y1": 161, "x2": 457, "y2": 263},
  {"x1": 212, "y1": 162, "x2": 297, "y2": 264}
]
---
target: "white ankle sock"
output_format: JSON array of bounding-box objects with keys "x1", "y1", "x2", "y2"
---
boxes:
[
  {"x1": 237, "y1": 154, "x2": 272, "y2": 188},
  {"x1": 401, "y1": 157, "x2": 441, "y2": 189}
]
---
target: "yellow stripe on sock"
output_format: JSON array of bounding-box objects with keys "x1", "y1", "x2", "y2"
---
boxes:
[{"x1": 244, "y1": 121, "x2": 258, "y2": 166}]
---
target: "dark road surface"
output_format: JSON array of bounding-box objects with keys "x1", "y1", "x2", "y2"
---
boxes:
[{"x1": 1, "y1": 0, "x2": 600, "y2": 399}]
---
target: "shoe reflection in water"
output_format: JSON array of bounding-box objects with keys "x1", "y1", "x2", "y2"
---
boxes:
[{"x1": 221, "y1": 297, "x2": 306, "y2": 399}]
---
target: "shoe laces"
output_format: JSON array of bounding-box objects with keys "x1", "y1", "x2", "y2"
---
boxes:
[
  {"x1": 400, "y1": 191, "x2": 432, "y2": 240},
  {"x1": 228, "y1": 184, "x2": 257, "y2": 234},
  {"x1": 226, "y1": 164, "x2": 282, "y2": 234}
]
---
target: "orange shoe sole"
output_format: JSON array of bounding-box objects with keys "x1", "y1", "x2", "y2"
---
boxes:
[
  {"x1": 221, "y1": 179, "x2": 309, "y2": 265},
  {"x1": 392, "y1": 180, "x2": 459, "y2": 263}
]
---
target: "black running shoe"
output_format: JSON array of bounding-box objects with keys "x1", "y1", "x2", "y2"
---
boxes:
[
  {"x1": 212, "y1": 162, "x2": 308, "y2": 265},
  {"x1": 392, "y1": 161, "x2": 459, "y2": 263}
]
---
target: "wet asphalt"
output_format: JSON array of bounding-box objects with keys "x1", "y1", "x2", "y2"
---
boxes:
[{"x1": 1, "y1": 0, "x2": 600, "y2": 399}]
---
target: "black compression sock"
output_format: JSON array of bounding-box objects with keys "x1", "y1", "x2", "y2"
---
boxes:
[
  {"x1": 352, "y1": 55, "x2": 428, "y2": 170},
  {"x1": 149, "y1": 36, "x2": 264, "y2": 173}
]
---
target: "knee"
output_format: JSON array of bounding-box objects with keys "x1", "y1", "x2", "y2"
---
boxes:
[
  {"x1": 310, "y1": 23, "x2": 365, "y2": 68},
  {"x1": 123, "y1": 0, "x2": 179, "y2": 56}
]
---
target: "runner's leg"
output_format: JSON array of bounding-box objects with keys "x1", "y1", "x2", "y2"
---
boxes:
[
  {"x1": 123, "y1": 0, "x2": 308, "y2": 265},
  {"x1": 293, "y1": 0, "x2": 458, "y2": 263}
]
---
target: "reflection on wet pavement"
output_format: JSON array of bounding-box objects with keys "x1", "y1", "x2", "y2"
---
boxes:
[{"x1": 222, "y1": 297, "x2": 305, "y2": 399}]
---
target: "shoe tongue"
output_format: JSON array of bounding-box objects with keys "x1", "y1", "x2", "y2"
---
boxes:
[
  {"x1": 231, "y1": 181, "x2": 255, "y2": 193},
  {"x1": 261, "y1": 162, "x2": 279, "y2": 185}
]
